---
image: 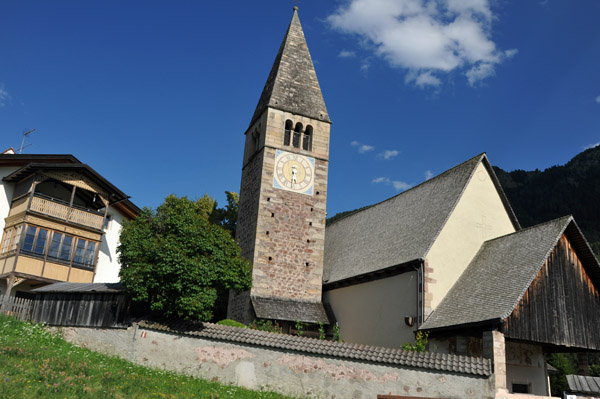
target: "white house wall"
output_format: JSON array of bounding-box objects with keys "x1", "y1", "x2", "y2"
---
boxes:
[
  {"x1": 0, "y1": 166, "x2": 19, "y2": 234},
  {"x1": 323, "y1": 271, "x2": 417, "y2": 348},
  {"x1": 94, "y1": 208, "x2": 125, "y2": 283},
  {"x1": 505, "y1": 341, "x2": 550, "y2": 396},
  {"x1": 426, "y1": 161, "x2": 516, "y2": 313}
]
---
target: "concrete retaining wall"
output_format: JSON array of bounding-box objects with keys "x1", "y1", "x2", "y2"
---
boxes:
[{"x1": 54, "y1": 324, "x2": 493, "y2": 399}]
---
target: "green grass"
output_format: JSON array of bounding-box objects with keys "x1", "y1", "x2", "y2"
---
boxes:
[{"x1": 0, "y1": 315, "x2": 294, "y2": 399}]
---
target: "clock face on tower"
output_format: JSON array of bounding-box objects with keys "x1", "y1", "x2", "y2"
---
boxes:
[{"x1": 273, "y1": 150, "x2": 315, "y2": 195}]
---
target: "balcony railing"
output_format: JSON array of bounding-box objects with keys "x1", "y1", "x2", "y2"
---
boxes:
[{"x1": 29, "y1": 194, "x2": 105, "y2": 231}]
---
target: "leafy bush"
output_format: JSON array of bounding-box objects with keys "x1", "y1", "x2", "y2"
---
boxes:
[
  {"x1": 249, "y1": 319, "x2": 280, "y2": 334},
  {"x1": 402, "y1": 331, "x2": 429, "y2": 352},
  {"x1": 217, "y1": 319, "x2": 246, "y2": 328}
]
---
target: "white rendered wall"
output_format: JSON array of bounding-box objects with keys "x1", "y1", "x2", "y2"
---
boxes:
[
  {"x1": 323, "y1": 271, "x2": 417, "y2": 348},
  {"x1": 505, "y1": 341, "x2": 549, "y2": 396},
  {"x1": 426, "y1": 162, "x2": 517, "y2": 313},
  {"x1": 0, "y1": 166, "x2": 19, "y2": 234},
  {"x1": 94, "y1": 208, "x2": 126, "y2": 283}
]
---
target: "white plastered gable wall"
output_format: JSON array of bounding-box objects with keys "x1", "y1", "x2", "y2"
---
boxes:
[
  {"x1": 94, "y1": 208, "x2": 126, "y2": 283},
  {"x1": 0, "y1": 166, "x2": 19, "y2": 234},
  {"x1": 425, "y1": 160, "x2": 517, "y2": 314}
]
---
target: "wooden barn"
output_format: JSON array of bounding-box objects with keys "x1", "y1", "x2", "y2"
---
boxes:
[
  {"x1": 422, "y1": 216, "x2": 600, "y2": 397},
  {"x1": 32, "y1": 282, "x2": 130, "y2": 328}
]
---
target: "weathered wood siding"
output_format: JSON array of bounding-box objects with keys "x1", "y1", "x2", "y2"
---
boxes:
[
  {"x1": 503, "y1": 234, "x2": 600, "y2": 350},
  {"x1": 33, "y1": 292, "x2": 130, "y2": 328}
]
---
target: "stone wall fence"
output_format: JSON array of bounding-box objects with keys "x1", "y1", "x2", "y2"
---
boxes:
[{"x1": 55, "y1": 320, "x2": 495, "y2": 399}]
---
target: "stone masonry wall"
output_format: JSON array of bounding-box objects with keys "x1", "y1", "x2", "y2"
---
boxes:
[
  {"x1": 236, "y1": 108, "x2": 330, "y2": 304},
  {"x1": 237, "y1": 149, "x2": 263, "y2": 263},
  {"x1": 251, "y1": 146, "x2": 327, "y2": 302},
  {"x1": 56, "y1": 325, "x2": 493, "y2": 399}
]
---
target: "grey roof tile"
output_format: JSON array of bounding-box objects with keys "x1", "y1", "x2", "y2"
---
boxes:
[
  {"x1": 324, "y1": 153, "x2": 519, "y2": 284},
  {"x1": 32, "y1": 282, "x2": 125, "y2": 293},
  {"x1": 252, "y1": 296, "x2": 331, "y2": 324},
  {"x1": 249, "y1": 8, "x2": 329, "y2": 127},
  {"x1": 137, "y1": 320, "x2": 491, "y2": 376},
  {"x1": 421, "y1": 216, "x2": 600, "y2": 330},
  {"x1": 567, "y1": 375, "x2": 600, "y2": 394}
]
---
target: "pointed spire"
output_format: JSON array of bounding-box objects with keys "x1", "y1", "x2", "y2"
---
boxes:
[{"x1": 249, "y1": 7, "x2": 330, "y2": 127}]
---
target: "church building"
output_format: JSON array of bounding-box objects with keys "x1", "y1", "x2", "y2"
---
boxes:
[{"x1": 230, "y1": 7, "x2": 600, "y2": 398}]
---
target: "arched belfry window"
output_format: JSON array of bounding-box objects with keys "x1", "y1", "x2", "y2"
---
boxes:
[
  {"x1": 284, "y1": 120, "x2": 293, "y2": 146},
  {"x1": 293, "y1": 123, "x2": 303, "y2": 148},
  {"x1": 303, "y1": 125, "x2": 313, "y2": 151}
]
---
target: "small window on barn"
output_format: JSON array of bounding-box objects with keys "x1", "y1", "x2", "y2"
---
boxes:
[
  {"x1": 512, "y1": 383, "x2": 530, "y2": 394},
  {"x1": 293, "y1": 123, "x2": 303, "y2": 148},
  {"x1": 302, "y1": 125, "x2": 313, "y2": 151},
  {"x1": 284, "y1": 120, "x2": 293, "y2": 146}
]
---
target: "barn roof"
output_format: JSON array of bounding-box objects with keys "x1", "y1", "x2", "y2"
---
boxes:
[
  {"x1": 421, "y1": 216, "x2": 600, "y2": 330},
  {"x1": 323, "y1": 153, "x2": 519, "y2": 285}
]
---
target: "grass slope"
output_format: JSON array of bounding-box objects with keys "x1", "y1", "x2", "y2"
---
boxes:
[{"x1": 0, "y1": 316, "x2": 294, "y2": 399}]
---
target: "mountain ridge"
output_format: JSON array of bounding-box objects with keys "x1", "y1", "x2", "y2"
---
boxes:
[{"x1": 493, "y1": 145, "x2": 600, "y2": 258}]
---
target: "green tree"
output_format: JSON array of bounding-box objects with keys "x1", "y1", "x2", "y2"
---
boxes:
[
  {"x1": 118, "y1": 194, "x2": 252, "y2": 321},
  {"x1": 210, "y1": 191, "x2": 239, "y2": 236},
  {"x1": 547, "y1": 353, "x2": 577, "y2": 396}
]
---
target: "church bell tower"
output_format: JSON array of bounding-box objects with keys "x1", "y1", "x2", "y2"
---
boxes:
[{"x1": 228, "y1": 7, "x2": 332, "y2": 326}]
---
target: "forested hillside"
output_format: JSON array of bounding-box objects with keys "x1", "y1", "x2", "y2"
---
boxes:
[{"x1": 494, "y1": 145, "x2": 600, "y2": 259}]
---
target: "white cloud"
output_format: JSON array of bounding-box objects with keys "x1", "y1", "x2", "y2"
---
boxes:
[
  {"x1": 351, "y1": 140, "x2": 375, "y2": 153},
  {"x1": 392, "y1": 180, "x2": 411, "y2": 191},
  {"x1": 425, "y1": 170, "x2": 434, "y2": 180},
  {"x1": 372, "y1": 176, "x2": 412, "y2": 191},
  {"x1": 378, "y1": 149, "x2": 399, "y2": 160},
  {"x1": 411, "y1": 71, "x2": 442, "y2": 88},
  {"x1": 327, "y1": 0, "x2": 516, "y2": 88},
  {"x1": 339, "y1": 50, "x2": 356, "y2": 58},
  {"x1": 465, "y1": 62, "x2": 495, "y2": 86},
  {"x1": 0, "y1": 85, "x2": 8, "y2": 107},
  {"x1": 595, "y1": 96, "x2": 600, "y2": 104}
]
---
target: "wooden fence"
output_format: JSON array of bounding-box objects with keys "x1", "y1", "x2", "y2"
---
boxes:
[{"x1": 0, "y1": 296, "x2": 34, "y2": 321}]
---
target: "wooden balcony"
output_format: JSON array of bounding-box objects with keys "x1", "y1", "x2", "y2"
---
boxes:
[{"x1": 28, "y1": 194, "x2": 105, "y2": 231}]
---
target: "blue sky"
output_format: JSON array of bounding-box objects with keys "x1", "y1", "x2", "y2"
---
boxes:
[{"x1": 1, "y1": 1, "x2": 599, "y2": 217}]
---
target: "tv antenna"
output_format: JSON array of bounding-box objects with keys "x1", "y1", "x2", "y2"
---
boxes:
[{"x1": 18, "y1": 129, "x2": 36, "y2": 154}]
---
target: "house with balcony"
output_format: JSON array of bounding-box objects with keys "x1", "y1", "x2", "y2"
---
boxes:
[{"x1": 0, "y1": 149, "x2": 139, "y2": 298}]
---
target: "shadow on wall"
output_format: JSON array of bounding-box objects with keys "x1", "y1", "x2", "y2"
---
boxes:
[{"x1": 99, "y1": 234, "x2": 112, "y2": 263}]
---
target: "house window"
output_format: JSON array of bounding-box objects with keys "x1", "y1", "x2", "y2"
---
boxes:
[
  {"x1": 10, "y1": 226, "x2": 22, "y2": 252},
  {"x1": 47, "y1": 232, "x2": 75, "y2": 263},
  {"x1": 73, "y1": 238, "x2": 97, "y2": 269},
  {"x1": 0, "y1": 229, "x2": 13, "y2": 254},
  {"x1": 21, "y1": 226, "x2": 49, "y2": 256}
]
